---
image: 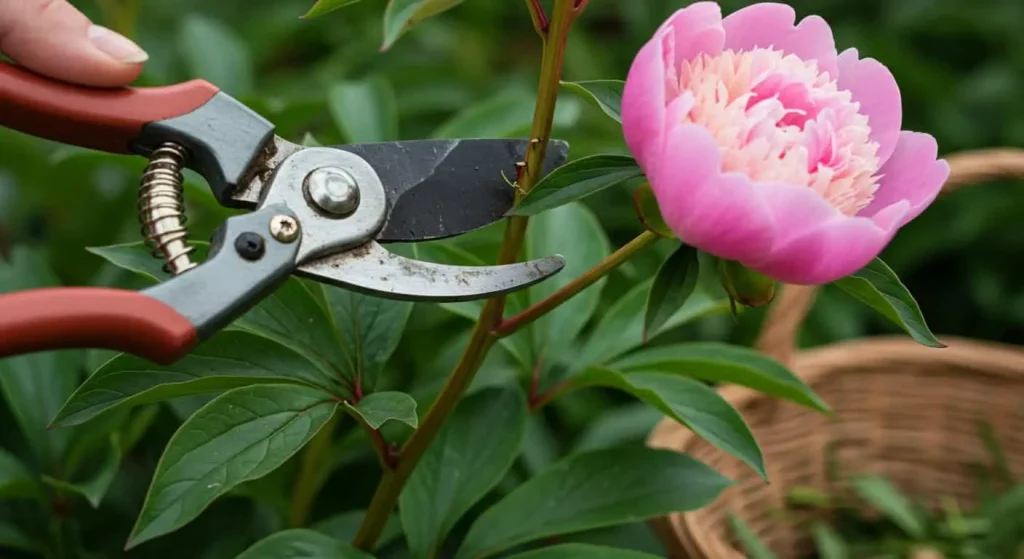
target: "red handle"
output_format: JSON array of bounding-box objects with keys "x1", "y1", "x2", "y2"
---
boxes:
[
  {"x1": 0, "y1": 288, "x2": 198, "y2": 365},
  {"x1": 0, "y1": 61, "x2": 219, "y2": 154}
]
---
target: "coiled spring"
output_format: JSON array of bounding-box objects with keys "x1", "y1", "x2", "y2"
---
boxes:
[{"x1": 137, "y1": 143, "x2": 197, "y2": 276}]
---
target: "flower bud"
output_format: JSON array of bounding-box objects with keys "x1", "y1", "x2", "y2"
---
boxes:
[{"x1": 716, "y1": 259, "x2": 776, "y2": 308}]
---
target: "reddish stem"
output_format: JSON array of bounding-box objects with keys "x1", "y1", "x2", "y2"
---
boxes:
[{"x1": 529, "y1": 380, "x2": 570, "y2": 412}]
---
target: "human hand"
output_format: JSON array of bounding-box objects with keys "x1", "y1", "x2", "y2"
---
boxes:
[{"x1": 0, "y1": 0, "x2": 147, "y2": 87}]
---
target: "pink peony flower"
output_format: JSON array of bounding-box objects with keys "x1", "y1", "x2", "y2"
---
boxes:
[{"x1": 622, "y1": 2, "x2": 949, "y2": 285}]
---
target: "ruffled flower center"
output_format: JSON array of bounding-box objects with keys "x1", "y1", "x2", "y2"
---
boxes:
[{"x1": 679, "y1": 48, "x2": 881, "y2": 215}]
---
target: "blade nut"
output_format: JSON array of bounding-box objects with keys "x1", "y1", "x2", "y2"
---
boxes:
[
  {"x1": 304, "y1": 166, "x2": 360, "y2": 217},
  {"x1": 269, "y1": 215, "x2": 300, "y2": 243}
]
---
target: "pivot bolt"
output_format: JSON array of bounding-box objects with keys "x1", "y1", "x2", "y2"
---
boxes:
[
  {"x1": 269, "y1": 215, "x2": 300, "y2": 243},
  {"x1": 304, "y1": 166, "x2": 360, "y2": 216},
  {"x1": 234, "y1": 232, "x2": 266, "y2": 261}
]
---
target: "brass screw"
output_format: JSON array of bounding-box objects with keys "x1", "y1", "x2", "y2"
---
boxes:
[{"x1": 269, "y1": 215, "x2": 300, "y2": 243}]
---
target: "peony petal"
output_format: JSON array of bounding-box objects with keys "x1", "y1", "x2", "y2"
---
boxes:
[
  {"x1": 837, "y1": 48, "x2": 902, "y2": 164},
  {"x1": 722, "y1": 2, "x2": 795, "y2": 52},
  {"x1": 656, "y1": 2, "x2": 726, "y2": 66},
  {"x1": 752, "y1": 216, "x2": 890, "y2": 285},
  {"x1": 622, "y1": 30, "x2": 671, "y2": 171},
  {"x1": 652, "y1": 122, "x2": 775, "y2": 263},
  {"x1": 777, "y1": 15, "x2": 837, "y2": 78},
  {"x1": 860, "y1": 131, "x2": 949, "y2": 227},
  {"x1": 756, "y1": 182, "x2": 842, "y2": 256}
]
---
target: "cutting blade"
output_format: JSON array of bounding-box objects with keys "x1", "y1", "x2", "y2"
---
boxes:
[{"x1": 331, "y1": 138, "x2": 570, "y2": 243}]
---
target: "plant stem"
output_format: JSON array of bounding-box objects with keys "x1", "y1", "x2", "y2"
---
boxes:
[
  {"x1": 496, "y1": 231, "x2": 662, "y2": 337},
  {"x1": 351, "y1": 0, "x2": 579, "y2": 550},
  {"x1": 289, "y1": 413, "x2": 340, "y2": 527}
]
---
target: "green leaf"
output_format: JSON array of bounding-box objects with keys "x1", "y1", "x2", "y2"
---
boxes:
[
  {"x1": 87, "y1": 241, "x2": 209, "y2": 283},
  {"x1": 810, "y1": 522, "x2": 848, "y2": 559},
  {"x1": 728, "y1": 515, "x2": 778, "y2": 559},
  {"x1": 301, "y1": 132, "x2": 323, "y2": 147},
  {"x1": 41, "y1": 436, "x2": 120, "y2": 508},
  {"x1": 575, "y1": 279, "x2": 729, "y2": 371},
  {"x1": 632, "y1": 183, "x2": 672, "y2": 237},
  {"x1": 526, "y1": 202, "x2": 611, "y2": 363},
  {"x1": 321, "y1": 284, "x2": 413, "y2": 392},
  {"x1": 346, "y1": 391, "x2": 418, "y2": 429},
  {"x1": 313, "y1": 511, "x2": 403, "y2": 550},
  {"x1": 644, "y1": 244, "x2": 699, "y2": 342},
  {"x1": 560, "y1": 80, "x2": 625, "y2": 123},
  {"x1": 0, "y1": 247, "x2": 78, "y2": 468},
  {"x1": 0, "y1": 447, "x2": 41, "y2": 501},
  {"x1": 508, "y1": 544, "x2": 661, "y2": 559},
  {"x1": 400, "y1": 386, "x2": 528, "y2": 559},
  {"x1": 237, "y1": 529, "x2": 374, "y2": 559},
  {"x1": 0, "y1": 522, "x2": 36, "y2": 553},
  {"x1": 51, "y1": 330, "x2": 333, "y2": 428},
  {"x1": 456, "y1": 447, "x2": 730, "y2": 558},
  {"x1": 983, "y1": 485, "x2": 1024, "y2": 556},
  {"x1": 571, "y1": 403, "x2": 663, "y2": 453},
  {"x1": 832, "y1": 258, "x2": 943, "y2": 348},
  {"x1": 303, "y1": 0, "x2": 365, "y2": 19},
  {"x1": 432, "y1": 90, "x2": 580, "y2": 139},
  {"x1": 573, "y1": 369, "x2": 764, "y2": 479},
  {"x1": 511, "y1": 155, "x2": 643, "y2": 216},
  {"x1": 328, "y1": 78, "x2": 398, "y2": 143},
  {"x1": 611, "y1": 342, "x2": 830, "y2": 413},
  {"x1": 178, "y1": 14, "x2": 253, "y2": 96},
  {"x1": 382, "y1": 0, "x2": 467, "y2": 51},
  {"x1": 850, "y1": 475, "x2": 926, "y2": 538},
  {"x1": 127, "y1": 384, "x2": 340, "y2": 548}
]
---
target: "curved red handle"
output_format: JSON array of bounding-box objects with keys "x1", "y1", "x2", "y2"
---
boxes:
[
  {"x1": 0, "y1": 61, "x2": 219, "y2": 154},
  {"x1": 0, "y1": 288, "x2": 198, "y2": 365}
]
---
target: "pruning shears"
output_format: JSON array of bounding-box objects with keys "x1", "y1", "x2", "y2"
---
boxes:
[{"x1": 0, "y1": 61, "x2": 567, "y2": 365}]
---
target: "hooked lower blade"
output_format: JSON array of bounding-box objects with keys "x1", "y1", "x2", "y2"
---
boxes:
[{"x1": 331, "y1": 138, "x2": 570, "y2": 243}]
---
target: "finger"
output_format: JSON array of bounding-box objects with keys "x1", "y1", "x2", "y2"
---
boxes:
[{"x1": 0, "y1": 0, "x2": 147, "y2": 87}]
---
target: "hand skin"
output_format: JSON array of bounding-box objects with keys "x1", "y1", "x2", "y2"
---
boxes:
[{"x1": 0, "y1": 0, "x2": 147, "y2": 87}]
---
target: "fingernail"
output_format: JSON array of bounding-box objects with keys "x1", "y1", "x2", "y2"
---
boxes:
[{"x1": 88, "y1": 25, "x2": 148, "y2": 64}]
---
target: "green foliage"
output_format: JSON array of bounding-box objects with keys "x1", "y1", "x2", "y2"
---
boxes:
[
  {"x1": 561, "y1": 80, "x2": 625, "y2": 123},
  {"x1": 346, "y1": 392, "x2": 418, "y2": 430},
  {"x1": 644, "y1": 243, "x2": 699, "y2": 342},
  {"x1": 238, "y1": 529, "x2": 374, "y2": 558},
  {"x1": 511, "y1": 155, "x2": 643, "y2": 216}
]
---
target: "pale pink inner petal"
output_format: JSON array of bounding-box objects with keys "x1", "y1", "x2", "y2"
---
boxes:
[
  {"x1": 656, "y1": 2, "x2": 726, "y2": 65},
  {"x1": 678, "y1": 47, "x2": 882, "y2": 216},
  {"x1": 837, "y1": 48, "x2": 902, "y2": 164},
  {"x1": 721, "y1": 3, "x2": 796, "y2": 52}
]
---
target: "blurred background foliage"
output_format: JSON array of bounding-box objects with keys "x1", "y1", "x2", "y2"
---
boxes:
[{"x1": 1, "y1": 0, "x2": 1023, "y2": 556}]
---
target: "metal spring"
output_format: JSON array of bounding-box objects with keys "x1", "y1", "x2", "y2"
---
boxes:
[{"x1": 137, "y1": 143, "x2": 197, "y2": 276}]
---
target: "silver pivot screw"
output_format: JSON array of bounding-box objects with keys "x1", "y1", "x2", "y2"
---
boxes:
[
  {"x1": 269, "y1": 215, "x2": 300, "y2": 243},
  {"x1": 304, "y1": 166, "x2": 360, "y2": 217}
]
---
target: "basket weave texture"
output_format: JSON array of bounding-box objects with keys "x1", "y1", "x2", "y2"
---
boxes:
[{"x1": 646, "y1": 148, "x2": 1024, "y2": 559}]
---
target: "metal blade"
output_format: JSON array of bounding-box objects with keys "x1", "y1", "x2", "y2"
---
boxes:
[
  {"x1": 330, "y1": 138, "x2": 570, "y2": 243},
  {"x1": 297, "y1": 241, "x2": 565, "y2": 302}
]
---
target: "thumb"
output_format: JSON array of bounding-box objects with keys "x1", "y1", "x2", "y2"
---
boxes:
[{"x1": 0, "y1": 0, "x2": 147, "y2": 87}]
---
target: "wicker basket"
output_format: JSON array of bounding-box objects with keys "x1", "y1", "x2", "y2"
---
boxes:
[{"x1": 646, "y1": 148, "x2": 1024, "y2": 559}]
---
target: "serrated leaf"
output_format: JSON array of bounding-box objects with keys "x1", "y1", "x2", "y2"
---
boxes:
[
  {"x1": 632, "y1": 182, "x2": 672, "y2": 237},
  {"x1": 237, "y1": 529, "x2": 374, "y2": 558},
  {"x1": 432, "y1": 90, "x2": 580, "y2": 139},
  {"x1": 508, "y1": 544, "x2": 661, "y2": 559},
  {"x1": 127, "y1": 384, "x2": 339, "y2": 548},
  {"x1": 510, "y1": 155, "x2": 643, "y2": 216},
  {"x1": 41, "y1": 436, "x2": 119, "y2": 508},
  {"x1": 456, "y1": 447, "x2": 730, "y2": 558},
  {"x1": 313, "y1": 511, "x2": 403, "y2": 550},
  {"x1": 303, "y1": 0, "x2": 365, "y2": 19},
  {"x1": 573, "y1": 369, "x2": 764, "y2": 478},
  {"x1": 321, "y1": 284, "x2": 413, "y2": 392},
  {"x1": 328, "y1": 78, "x2": 398, "y2": 143},
  {"x1": 346, "y1": 391, "x2": 418, "y2": 429},
  {"x1": 382, "y1": 0, "x2": 466, "y2": 51},
  {"x1": 526, "y1": 202, "x2": 611, "y2": 363},
  {"x1": 728, "y1": 515, "x2": 778, "y2": 559},
  {"x1": 644, "y1": 244, "x2": 699, "y2": 342},
  {"x1": 611, "y1": 342, "x2": 829, "y2": 413},
  {"x1": 850, "y1": 475, "x2": 926, "y2": 538},
  {"x1": 400, "y1": 387, "x2": 528, "y2": 559},
  {"x1": 0, "y1": 447, "x2": 41, "y2": 501},
  {"x1": 575, "y1": 279, "x2": 729, "y2": 372},
  {"x1": 0, "y1": 247, "x2": 78, "y2": 469},
  {"x1": 560, "y1": 80, "x2": 625, "y2": 123},
  {"x1": 832, "y1": 258, "x2": 943, "y2": 348},
  {"x1": 51, "y1": 330, "x2": 333, "y2": 428},
  {"x1": 178, "y1": 14, "x2": 253, "y2": 96}
]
